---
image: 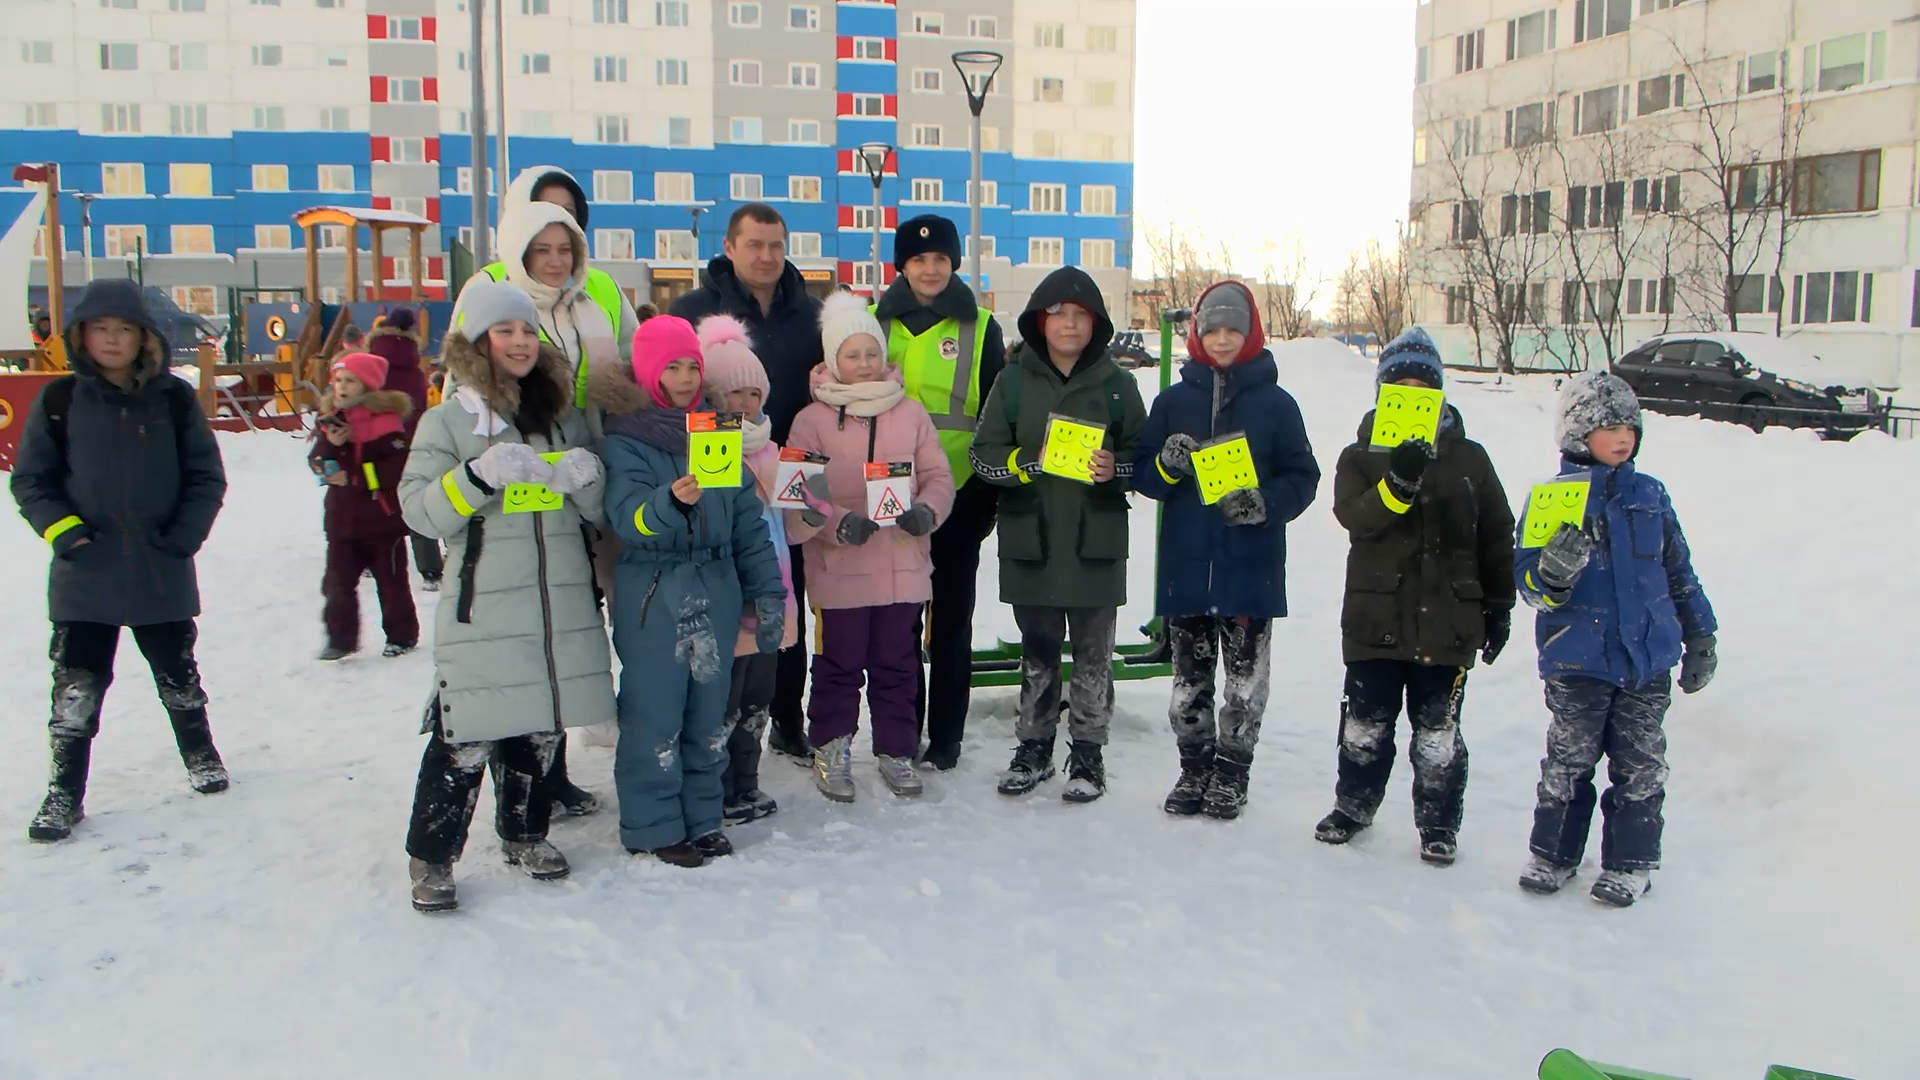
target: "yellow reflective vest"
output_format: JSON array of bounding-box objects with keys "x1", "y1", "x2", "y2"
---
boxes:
[{"x1": 876, "y1": 305, "x2": 989, "y2": 486}]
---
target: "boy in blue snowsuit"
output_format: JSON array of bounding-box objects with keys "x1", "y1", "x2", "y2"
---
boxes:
[
  {"x1": 1515, "y1": 372, "x2": 1718, "y2": 907},
  {"x1": 1131, "y1": 281, "x2": 1320, "y2": 820}
]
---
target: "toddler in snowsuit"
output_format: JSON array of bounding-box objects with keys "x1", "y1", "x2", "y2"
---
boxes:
[
  {"x1": 969, "y1": 267, "x2": 1146, "y2": 803},
  {"x1": 694, "y1": 314, "x2": 798, "y2": 825},
  {"x1": 12, "y1": 279, "x2": 231, "y2": 842},
  {"x1": 595, "y1": 315, "x2": 785, "y2": 867},
  {"x1": 1132, "y1": 281, "x2": 1321, "y2": 821},
  {"x1": 366, "y1": 307, "x2": 445, "y2": 592},
  {"x1": 397, "y1": 281, "x2": 616, "y2": 912},
  {"x1": 1514, "y1": 372, "x2": 1718, "y2": 907},
  {"x1": 311, "y1": 350, "x2": 420, "y2": 660},
  {"x1": 1312, "y1": 328, "x2": 1514, "y2": 864},
  {"x1": 786, "y1": 293, "x2": 955, "y2": 803}
]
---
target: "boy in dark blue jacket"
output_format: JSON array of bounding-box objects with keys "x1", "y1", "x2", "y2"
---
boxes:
[
  {"x1": 1515, "y1": 372, "x2": 1717, "y2": 907},
  {"x1": 1131, "y1": 281, "x2": 1320, "y2": 819}
]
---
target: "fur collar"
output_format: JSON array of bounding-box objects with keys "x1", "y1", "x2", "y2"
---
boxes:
[
  {"x1": 584, "y1": 353, "x2": 656, "y2": 418},
  {"x1": 63, "y1": 325, "x2": 167, "y2": 393},
  {"x1": 440, "y1": 331, "x2": 571, "y2": 415},
  {"x1": 320, "y1": 388, "x2": 413, "y2": 417}
]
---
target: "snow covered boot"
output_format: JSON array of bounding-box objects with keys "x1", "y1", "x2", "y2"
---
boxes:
[
  {"x1": 1590, "y1": 868, "x2": 1651, "y2": 908},
  {"x1": 168, "y1": 710, "x2": 229, "y2": 794},
  {"x1": 381, "y1": 642, "x2": 416, "y2": 658},
  {"x1": 1518, "y1": 855, "x2": 1579, "y2": 895},
  {"x1": 409, "y1": 858, "x2": 458, "y2": 912},
  {"x1": 747, "y1": 789, "x2": 779, "y2": 820},
  {"x1": 1313, "y1": 809, "x2": 1368, "y2": 845},
  {"x1": 997, "y1": 736, "x2": 1057, "y2": 797},
  {"x1": 1201, "y1": 745, "x2": 1251, "y2": 820},
  {"x1": 502, "y1": 838, "x2": 570, "y2": 880},
  {"x1": 919, "y1": 742, "x2": 961, "y2": 772},
  {"x1": 27, "y1": 735, "x2": 92, "y2": 843},
  {"x1": 767, "y1": 723, "x2": 811, "y2": 764},
  {"x1": 876, "y1": 755, "x2": 924, "y2": 797},
  {"x1": 812, "y1": 735, "x2": 856, "y2": 803},
  {"x1": 1061, "y1": 741, "x2": 1106, "y2": 804},
  {"x1": 318, "y1": 645, "x2": 354, "y2": 662},
  {"x1": 723, "y1": 798, "x2": 757, "y2": 826},
  {"x1": 692, "y1": 831, "x2": 733, "y2": 858},
  {"x1": 420, "y1": 577, "x2": 442, "y2": 593},
  {"x1": 632, "y1": 841, "x2": 708, "y2": 868},
  {"x1": 553, "y1": 784, "x2": 599, "y2": 816},
  {"x1": 1163, "y1": 741, "x2": 1215, "y2": 817},
  {"x1": 1419, "y1": 829, "x2": 1458, "y2": 867}
]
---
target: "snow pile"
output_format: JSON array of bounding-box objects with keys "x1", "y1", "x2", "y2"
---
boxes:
[{"x1": 1, "y1": 348, "x2": 1916, "y2": 1078}]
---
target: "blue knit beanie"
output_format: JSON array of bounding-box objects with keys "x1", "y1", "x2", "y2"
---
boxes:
[{"x1": 1376, "y1": 327, "x2": 1444, "y2": 389}]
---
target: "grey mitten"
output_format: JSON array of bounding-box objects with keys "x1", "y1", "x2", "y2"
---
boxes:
[
  {"x1": 1158, "y1": 433, "x2": 1200, "y2": 478},
  {"x1": 799, "y1": 471, "x2": 833, "y2": 528},
  {"x1": 1218, "y1": 487, "x2": 1267, "y2": 527},
  {"x1": 752, "y1": 594, "x2": 786, "y2": 654},
  {"x1": 836, "y1": 513, "x2": 880, "y2": 546},
  {"x1": 469, "y1": 442, "x2": 552, "y2": 488},
  {"x1": 546, "y1": 447, "x2": 603, "y2": 494},
  {"x1": 1677, "y1": 635, "x2": 1717, "y2": 694},
  {"x1": 1536, "y1": 523, "x2": 1594, "y2": 591},
  {"x1": 896, "y1": 503, "x2": 937, "y2": 537}
]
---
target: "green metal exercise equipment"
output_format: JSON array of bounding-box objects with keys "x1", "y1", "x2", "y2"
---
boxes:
[{"x1": 1538, "y1": 1048, "x2": 1854, "y2": 1080}]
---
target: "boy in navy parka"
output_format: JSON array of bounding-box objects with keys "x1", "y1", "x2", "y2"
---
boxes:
[
  {"x1": 1514, "y1": 372, "x2": 1718, "y2": 907},
  {"x1": 1131, "y1": 281, "x2": 1321, "y2": 820}
]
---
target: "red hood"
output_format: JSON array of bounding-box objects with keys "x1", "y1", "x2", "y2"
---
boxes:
[{"x1": 1186, "y1": 280, "x2": 1266, "y2": 367}]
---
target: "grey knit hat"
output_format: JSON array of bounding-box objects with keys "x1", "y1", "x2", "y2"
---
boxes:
[
  {"x1": 1194, "y1": 284, "x2": 1253, "y2": 337},
  {"x1": 1557, "y1": 371, "x2": 1642, "y2": 458},
  {"x1": 453, "y1": 279, "x2": 540, "y2": 340}
]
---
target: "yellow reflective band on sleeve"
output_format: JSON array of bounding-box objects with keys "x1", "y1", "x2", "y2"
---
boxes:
[
  {"x1": 1377, "y1": 478, "x2": 1412, "y2": 515},
  {"x1": 634, "y1": 503, "x2": 658, "y2": 537},
  {"x1": 362, "y1": 462, "x2": 379, "y2": 491},
  {"x1": 1526, "y1": 571, "x2": 1565, "y2": 609},
  {"x1": 1156, "y1": 459, "x2": 1179, "y2": 485},
  {"x1": 1010, "y1": 448, "x2": 1032, "y2": 484},
  {"x1": 41, "y1": 515, "x2": 83, "y2": 544},
  {"x1": 440, "y1": 470, "x2": 477, "y2": 517}
]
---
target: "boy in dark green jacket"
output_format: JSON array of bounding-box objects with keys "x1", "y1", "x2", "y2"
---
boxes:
[{"x1": 968, "y1": 267, "x2": 1146, "y2": 803}]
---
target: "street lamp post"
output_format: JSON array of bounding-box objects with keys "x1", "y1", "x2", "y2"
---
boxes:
[
  {"x1": 73, "y1": 193, "x2": 95, "y2": 284},
  {"x1": 950, "y1": 50, "x2": 1003, "y2": 293},
  {"x1": 467, "y1": 0, "x2": 491, "y2": 265},
  {"x1": 689, "y1": 205, "x2": 707, "y2": 295},
  {"x1": 857, "y1": 142, "x2": 892, "y2": 298}
]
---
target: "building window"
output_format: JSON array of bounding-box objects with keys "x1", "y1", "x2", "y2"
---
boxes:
[
  {"x1": 20, "y1": 41, "x2": 53, "y2": 64},
  {"x1": 788, "y1": 5, "x2": 819, "y2": 29},
  {"x1": 1499, "y1": 191, "x2": 1551, "y2": 235},
  {"x1": 318, "y1": 165, "x2": 354, "y2": 192},
  {"x1": 1792, "y1": 271, "x2": 1873, "y2": 324},
  {"x1": 730, "y1": 60, "x2": 762, "y2": 85},
  {"x1": 325, "y1": 48, "x2": 349, "y2": 67},
  {"x1": 729, "y1": 117, "x2": 764, "y2": 143},
  {"x1": 910, "y1": 178, "x2": 942, "y2": 202},
  {"x1": 729, "y1": 2, "x2": 761, "y2": 26},
  {"x1": 1081, "y1": 185, "x2": 1116, "y2": 216},
  {"x1": 1087, "y1": 25, "x2": 1118, "y2": 51},
  {"x1": 977, "y1": 126, "x2": 999, "y2": 151},
  {"x1": 1029, "y1": 183, "x2": 1066, "y2": 214},
  {"x1": 965, "y1": 234, "x2": 995, "y2": 259},
  {"x1": 387, "y1": 137, "x2": 423, "y2": 163},
  {"x1": 100, "y1": 42, "x2": 138, "y2": 70},
  {"x1": 967, "y1": 15, "x2": 997, "y2": 38},
  {"x1": 1637, "y1": 74, "x2": 1683, "y2": 115},
  {"x1": 521, "y1": 53, "x2": 551, "y2": 74},
  {"x1": 1446, "y1": 285, "x2": 1472, "y2": 325},
  {"x1": 165, "y1": 104, "x2": 209, "y2": 135},
  {"x1": 1632, "y1": 175, "x2": 1681, "y2": 214},
  {"x1": 1027, "y1": 237, "x2": 1063, "y2": 265},
  {"x1": 655, "y1": 172, "x2": 694, "y2": 202},
  {"x1": 851, "y1": 263, "x2": 880, "y2": 288},
  {"x1": 1453, "y1": 115, "x2": 1485, "y2": 157},
  {"x1": 101, "y1": 164, "x2": 145, "y2": 197},
  {"x1": 909, "y1": 123, "x2": 942, "y2": 147},
  {"x1": 852, "y1": 206, "x2": 879, "y2": 231},
  {"x1": 103, "y1": 225, "x2": 147, "y2": 257},
  {"x1": 171, "y1": 163, "x2": 212, "y2": 196},
  {"x1": 252, "y1": 164, "x2": 289, "y2": 191},
  {"x1": 968, "y1": 179, "x2": 997, "y2": 205},
  {"x1": 23, "y1": 103, "x2": 59, "y2": 128},
  {"x1": 1454, "y1": 29, "x2": 1484, "y2": 74},
  {"x1": 1573, "y1": 0, "x2": 1630, "y2": 43},
  {"x1": 655, "y1": 229, "x2": 696, "y2": 261},
  {"x1": 253, "y1": 225, "x2": 292, "y2": 250},
  {"x1": 593, "y1": 57, "x2": 629, "y2": 83},
  {"x1": 853, "y1": 37, "x2": 886, "y2": 59},
  {"x1": 171, "y1": 225, "x2": 215, "y2": 255},
  {"x1": 1031, "y1": 131, "x2": 1058, "y2": 158},
  {"x1": 1738, "y1": 51, "x2": 1786, "y2": 94},
  {"x1": 1091, "y1": 81, "x2": 1116, "y2": 108},
  {"x1": 656, "y1": 0, "x2": 687, "y2": 25},
  {"x1": 388, "y1": 77, "x2": 423, "y2": 102},
  {"x1": 386, "y1": 16, "x2": 421, "y2": 38},
  {"x1": 1505, "y1": 9, "x2": 1555, "y2": 59},
  {"x1": 1415, "y1": 45, "x2": 1428, "y2": 85},
  {"x1": 592, "y1": 0, "x2": 629, "y2": 23},
  {"x1": 1080, "y1": 238, "x2": 1115, "y2": 269},
  {"x1": 318, "y1": 106, "x2": 350, "y2": 130},
  {"x1": 657, "y1": 59, "x2": 689, "y2": 85},
  {"x1": 1504, "y1": 103, "x2": 1550, "y2": 147},
  {"x1": 788, "y1": 176, "x2": 821, "y2": 201},
  {"x1": 730, "y1": 174, "x2": 764, "y2": 200},
  {"x1": 788, "y1": 119, "x2": 821, "y2": 143},
  {"x1": 1087, "y1": 132, "x2": 1118, "y2": 161},
  {"x1": 790, "y1": 232, "x2": 822, "y2": 258},
  {"x1": 912, "y1": 11, "x2": 942, "y2": 34},
  {"x1": 1808, "y1": 32, "x2": 1886, "y2": 94},
  {"x1": 317, "y1": 225, "x2": 349, "y2": 250},
  {"x1": 1910, "y1": 271, "x2": 1919, "y2": 329},
  {"x1": 789, "y1": 62, "x2": 820, "y2": 87},
  {"x1": 851, "y1": 94, "x2": 885, "y2": 116},
  {"x1": 251, "y1": 44, "x2": 283, "y2": 66},
  {"x1": 1730, "y1": 162, "x2": 1781, "y2": 209},
  {"x1": 1034, "y1": 22, "x2": 1064, "y2": 48},
  {"x1": 1449, "y1": 200, "x2": 1483, "y2": 242},
  {"x1": 102, "y1": 103, "x2": 143, "y2": 133},
  {"x1": 521, "y1": 0, "x2": 549, "y2": 11},
  {"x1": 169, "y1": 43, "x2": 208, "y2": 71},
  {"x1": 1573, "y1": 86, "x2": 1623, "y2": 135},
  {"x1": 595, "y1": 115, "x2": 631, "y2": 143},
  {"x1": 1624, "y1": 277, "x2": 1676, "y2": 316},
  {"x1": 913, "y1": 68, "x2": 942, "y2": 92},
  {"x1": 1791, "y1": 150, "x2": 1880, "y2": 216},
  {"x1": 1566, "y1": 182, "x2": 1625, "y2": 230},
  {"x1": 595, "y1": 229, "x2": 636, "y2": 260},
  {"x1": 1034, "y1": 77, "x2": 1064, "y2": 103},
  {"x1": 1726, "y1": 274, "x2": 1780, "y2": 316},
  {"x1": 666, "y1": 117, "x2": 692, "y2": 145},
  {"x1": 593, "y1": 170, "x2": 633, "y2": 202},
  {"x1": 520, "y1": 111, "x2": 555, "y2": 135},
  {"x1": 171, "y1": 0, "x2": 207, "y2": 9}
]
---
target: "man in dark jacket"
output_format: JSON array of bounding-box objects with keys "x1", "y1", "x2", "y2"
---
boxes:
[
  {"x1": 1313, "y1": 328, "x2": 1515, "y2": 866},
  {"x1": 969, "y1": 266, "x2": 1146, "y2": 803},
  {"x1": 1131, "y1": 281, "x2": 1321, "y2": 820},
  {"x1": 367, "y1": 307, "x2": 443, "y2": 590},
  {"x1": 670, "y1": 202, "x2": 824, "y2": 759},
  {"x1": 874, "y1": 213, "x2": 1007, "y2": 771},
  {"x1": 10, "y1": 278, "x2": 230, "y2": 842}
]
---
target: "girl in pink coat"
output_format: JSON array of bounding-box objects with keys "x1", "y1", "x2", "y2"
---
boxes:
[{"x1": 787, "y1": 292, "x2": 955, "y2": 802}]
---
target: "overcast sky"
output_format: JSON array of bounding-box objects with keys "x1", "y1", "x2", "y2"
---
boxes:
[{"x1": 1131, "y1": 0, "x2": 1417, "y2": 290}]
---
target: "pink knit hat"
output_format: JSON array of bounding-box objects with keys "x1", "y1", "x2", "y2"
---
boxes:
[
  {"x1": 331, "y1": 350, "x2": 389, "y2": 391},
  {"x1": 696, "y1": 314, "x2": 770, "y2": 404},
  {"x1": 630, "y1": 315, "x2": 703, "y2": 409}
]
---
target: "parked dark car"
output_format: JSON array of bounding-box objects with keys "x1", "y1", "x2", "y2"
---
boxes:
[
  {"x1": 1611, "y1": 332, "x2": 1888, "y2": 436},
  {"x1": 1110, "y1": 329, "x2": 1157, "y2": 368}
]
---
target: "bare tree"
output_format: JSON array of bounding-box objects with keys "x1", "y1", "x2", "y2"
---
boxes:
[
  {"x1": 1335, "y1": 234, "x2": 1411, "y2": 347},
  {"x1": 1254, "y1": 237, "x2": 1320, "y2": 340},
  {"x1": 1140, "y1": 222, "x2": 1222, "y2": 314},
  {"x1": 1546, "y1": 117, "x2": 1667, "y2": 369}
]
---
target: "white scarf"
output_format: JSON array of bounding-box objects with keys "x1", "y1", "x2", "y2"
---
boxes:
[
  {"x1": 741, "y1": 413, "x2": 772, "y2": 455},
  {"x1": 812, "y1": 379, "x2": 906, "y2": 418},
  {"x1": 454, "y1": 384, "x2": 511, "y2": 437}
]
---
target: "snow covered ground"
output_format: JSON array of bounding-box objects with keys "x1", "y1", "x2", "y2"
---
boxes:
[{"x1": 3, "y1": 339, "x2": 1916, "y2": 1079}]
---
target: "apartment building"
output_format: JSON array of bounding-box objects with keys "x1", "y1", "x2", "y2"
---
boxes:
[
  {"x1": 3, "y1": 0, "x2": 1134, "y2": 320},
  {"x1": 1408, "y1": 0, "x2": 1918, "y2": 388}
]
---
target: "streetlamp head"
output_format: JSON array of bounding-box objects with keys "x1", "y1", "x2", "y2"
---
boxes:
[
  {"x1": 951, "y1": 50, "x2": 1004, "y2": 113},
  {"x1": 856, "y1": 142, "x2": 893, "y2": 182}
]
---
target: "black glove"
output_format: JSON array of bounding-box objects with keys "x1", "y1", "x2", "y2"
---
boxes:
[
  {"x1": 1677, "y1": 635, "x2": 1717, "y2": 694},
  {"x1": 836, "y1": 513, "x2": 880, "y2": 546},
  {"x1": 1481, "y1": 606, "x2": 1511, "y2": 665},
  {"x1": 896, "y1": 504, "x2": 937, "y2": 537},
  {"x1": 1158, "y1": 433, "x2": 1199, "y2": 478},
  {"x1": 1388, "y1": 438, "x2": 1432, "y2": 490},
  {"x1": 1218, "y1": 488, "x2": 1267, "y2": 527},
  {"x1": 1535, "y1": 524, "x2": 1593, "y2": 592},
  {"x1": 752, "y1": 595, "x2": 786, "y2": 654}
]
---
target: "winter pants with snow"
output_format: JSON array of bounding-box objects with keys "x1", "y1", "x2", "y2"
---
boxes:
[
  {"x1": 1168, "y1": 615, "x2": 1272, "y2": 755},
  {"x1": 1333, "y1": 660, "x2": 1469, "y2": 832},
  {"x1": 45, "y1": 620, "x2": 216, "y2": 758},
  {"x1": 913, "y1": 478, "x2": 998, "y2": 753},
  {"x1": 1529, "y1": 674, "x2": 1671, "y2": 872},
  {"x1": 613, "y1": 665, "x2": 731, "y2": 852},
  {"x1": 770, "y1": 542, "x2": 809, "y2": 748},
  {"x1": 322, "y1": 536, "x2": 419, "y2": 651},
  {"x1": 722, "y1": 651, "x2": 777, "y2": 803},
  {"x1": 808, "y1": 603, "x2": 922, "y2": 759},
  {"x1": 405, "y1": 717, "x2": 561, "y2": 864},
  {"x1": 409, "y1": 530, "x2": 443, "y2": 583},
  {"x1": 1012, "y1": 605, "x2": 1118, "y2": 746}
]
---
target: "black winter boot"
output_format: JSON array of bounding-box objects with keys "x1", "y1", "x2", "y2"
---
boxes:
[
  {"x1": 997, "y1": 737, "x2": 1056, "y2": 796},
  {"x1": 167, "y1": 709, "x2": 229, "y2": 794},
  {"x1": 28, "y1": 735, "x2": 92, "y2": 842},
  {"x1": 1061, "y1": 741, "x2": 1106, "y2": 804},
  {"x1": 1201, "y1": 745, "x2": 1251, "y2": 819},
  {"x1": 1163, "y1": 741, "x2": 1215, "y2": 816},
  {"x1": 1419, "y1": 829, "x2": 1458, "y2": 866},
  {"x1": 1314, "y1": 809, "x2": 1368, "y2": 844}
]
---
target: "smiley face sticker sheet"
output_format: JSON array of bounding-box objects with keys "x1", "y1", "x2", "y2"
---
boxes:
[
  {"x1": 687, "y1": 411, "x2": 745, "y2": 488},
  {"x1": 502, "y1": 451, "x2": 568, "y2": 515},
  {"x1": 1040, "y1": 413, "x2": 1106, "y2": 484},
  {"x1": 1519, "y1": 475, "x2": 1593, "y2": 548},
  {"x1": 1369, "y1": 384, "x2": 1445, "y2": 450},
  {"x1": 1190, "y1": 432, "x2": 1259, "y2": 506}
]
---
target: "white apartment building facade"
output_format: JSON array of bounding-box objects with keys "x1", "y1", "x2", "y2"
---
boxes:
[{"x1": 1408, "y1": 0, "x2": 1918, "y2": 388}]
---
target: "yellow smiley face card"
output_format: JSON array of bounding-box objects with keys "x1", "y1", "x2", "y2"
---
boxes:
[
  {"x1": 1369, "y1": 384, "x2": 1445, "y2": 450},
  {"x1": 1040, "y1": 414, "x2": 1106, "y2": 484},
  {"x1": 502, "y1": 451, "x2": 568, "y2": 515},
  {"x1": 1519, "y1": 477, "x2": 1592, "y2": 548},
  {"x1": 1191, "y1": 432, "x2": 1258, "y2": 506},
  {"x1": 687, "y1": 412, "x2": 745, "y2": 488}
]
